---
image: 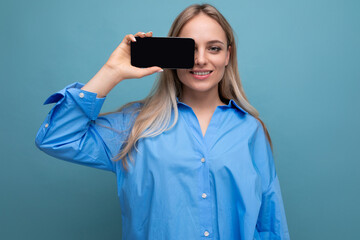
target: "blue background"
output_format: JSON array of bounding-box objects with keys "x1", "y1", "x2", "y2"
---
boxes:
[{"x1": 1, "y1": 0, "x2": 359, "y2": 239}]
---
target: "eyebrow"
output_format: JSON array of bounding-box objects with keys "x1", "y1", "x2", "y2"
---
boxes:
[{"x1": 207, "y1": 40, "x2": 225, "y2": 45}]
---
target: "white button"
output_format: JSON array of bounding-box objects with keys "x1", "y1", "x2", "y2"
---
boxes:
[
  {"x1": 201, "y1": 158, "x2": 205, "y2": 163},
  {"x1": 45, "y1": 123, "x2": 49, "y2": 128},
  {"x1": 204, "y1": 231, "x2": 209, "y2": 237},
  {"x1": 202, "y1": 193, "x2": 207, "y2": 199},
  {"x1": 79, "y1": 92, "x2": 84, "y2": 98}
]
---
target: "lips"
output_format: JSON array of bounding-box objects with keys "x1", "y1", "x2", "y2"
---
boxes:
[
  {"x1": 190, "y1": 70, "x2": 213, "y2": 80},
  {"x1": 190, "y1": 70, "x2": 213, "y2": 75},
  {"x1": 191, "y1": 71, "x2": 212, "y2": 76}
]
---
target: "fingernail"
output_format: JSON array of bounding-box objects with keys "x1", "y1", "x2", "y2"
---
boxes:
[
  {"x1": 157, "y1": 69, "x2": 163, "y2": 72},
  {"x1": 133, "y1": 37, "x2": 136, "y2": 42}
]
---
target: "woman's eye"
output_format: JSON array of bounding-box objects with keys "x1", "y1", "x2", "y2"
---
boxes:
[{"x1": 209, "y1": 46, "x2": 221, "y2": 52}]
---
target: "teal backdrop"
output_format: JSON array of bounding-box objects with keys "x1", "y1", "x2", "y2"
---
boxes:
[{"x1": 1, "y1": 0, "x2": 359, "y2": 239}]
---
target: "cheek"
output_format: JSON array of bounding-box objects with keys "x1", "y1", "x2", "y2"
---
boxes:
[
  {"x1": 212, "y1": 55, "x2": 228, "y2": 68},
  {"x1": 176, "y1": 70, "x2": 188, "y2": 83}
]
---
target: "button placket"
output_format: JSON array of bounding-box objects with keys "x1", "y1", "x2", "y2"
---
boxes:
[
  {"x1": 198, "y1": 154, "x2": 212, "y2": 238},
  {"x1": 178, "y1": 107, "x2": 213, "y2": 238}
]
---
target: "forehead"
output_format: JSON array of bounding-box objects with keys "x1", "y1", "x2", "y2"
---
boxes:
[{"x1": 178, "y1": 13, "x2": 227, "y2": 44}]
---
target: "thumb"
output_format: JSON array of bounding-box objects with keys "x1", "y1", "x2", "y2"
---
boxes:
[{"x1": 138, "y1": 66, "x2": 163, "y2": 77}]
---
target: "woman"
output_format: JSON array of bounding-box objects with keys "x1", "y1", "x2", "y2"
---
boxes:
[{"x1": 35, "y1": 3, "x2": 290, "y2": 240}]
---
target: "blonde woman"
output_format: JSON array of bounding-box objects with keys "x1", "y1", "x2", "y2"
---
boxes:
[{"x1": 35, "y1": 3, "x2": 290, "y2": 240}]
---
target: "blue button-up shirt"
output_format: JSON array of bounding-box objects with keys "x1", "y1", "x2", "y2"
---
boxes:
[{"x1": 35, "y1": 82, "x2": 290, "y2": 240}]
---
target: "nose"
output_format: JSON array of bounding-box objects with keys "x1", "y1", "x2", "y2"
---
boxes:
[{"x1": 194, "y1": 48, "x2": 207, "y2": 66}]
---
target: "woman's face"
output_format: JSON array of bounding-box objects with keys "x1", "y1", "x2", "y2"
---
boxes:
[{"x1": 176, "y1": 13, "x2": 231, "y2": 97}]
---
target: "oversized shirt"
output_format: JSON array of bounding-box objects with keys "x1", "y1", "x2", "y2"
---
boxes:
[{"x1": 35, "y1": 82, "x2": 290, "y2": 240}]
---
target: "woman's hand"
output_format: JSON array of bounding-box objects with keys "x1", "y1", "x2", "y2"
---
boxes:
[
  {"x1": 104, "y1": 31, "x2": 163, "y2": 82},
  {"x1": 81, "y1": 31, "x2": 162, "y2": 98}
]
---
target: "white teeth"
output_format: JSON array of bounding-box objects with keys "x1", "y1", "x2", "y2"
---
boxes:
[{"x1": 192, "y1": 71, "x2": 211, "y2": 75}]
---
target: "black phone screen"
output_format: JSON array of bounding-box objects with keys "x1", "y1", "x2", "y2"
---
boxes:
[{"x1": 131, "y1": 37, "x2": 195, "y2": 69}]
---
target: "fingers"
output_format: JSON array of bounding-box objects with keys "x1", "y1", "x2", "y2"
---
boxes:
[
  {"x1": 126, "y1": 31, "x2": 152, "y2": 44},
  {"x1": 124, "y1": 34, "x2": 137, "y2": 45},
  {"x1": 133, "y1": 31, "x2": 153, "y2": 40},
  {"x1": 134, "y1": 31, "x2": 152, "y2": 37}
]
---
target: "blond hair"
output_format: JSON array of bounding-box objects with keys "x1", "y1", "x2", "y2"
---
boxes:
[{"x1": 101, "y1": 3, "x2": 273, "y2": 171}]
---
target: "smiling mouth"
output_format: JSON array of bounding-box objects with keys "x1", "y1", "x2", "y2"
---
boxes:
[{"x1": 190, "y1": 71, "x2": 213, "y2": 76}]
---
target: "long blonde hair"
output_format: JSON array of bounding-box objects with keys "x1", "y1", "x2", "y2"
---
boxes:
[{"x1": 102, "y1": 3, "x2": 273, "y2": 171}]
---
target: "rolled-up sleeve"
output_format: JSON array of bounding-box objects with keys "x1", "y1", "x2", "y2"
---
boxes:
[
  {"x1": 251, "y1": 120, "x2": 290, "y2": 239},
  {"x1": 35, "y1": 82, "x2": 125, "y2": 173}
]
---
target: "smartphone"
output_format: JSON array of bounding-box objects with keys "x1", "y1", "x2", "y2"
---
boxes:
[{"x1": 131, "y1": 37, "x2": 195, "y2": 69}]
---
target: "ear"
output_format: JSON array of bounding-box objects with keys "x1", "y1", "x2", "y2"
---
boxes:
[{"x1": 225, "y1": 45, "x2": 231, "y2": 66}]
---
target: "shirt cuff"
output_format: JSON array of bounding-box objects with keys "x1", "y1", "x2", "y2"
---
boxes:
[{"x1": 43, "y1": 82, "x2": 106, "y2": 120}]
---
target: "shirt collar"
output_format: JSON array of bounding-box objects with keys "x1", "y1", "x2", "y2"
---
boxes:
[{"x1": 176, "y1": 97, "x2": 248, "y2": 114}]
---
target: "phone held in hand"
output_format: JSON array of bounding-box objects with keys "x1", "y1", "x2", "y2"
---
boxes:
[{"x1": 131, "y1": 37, "x2": 195, "y2": 69}]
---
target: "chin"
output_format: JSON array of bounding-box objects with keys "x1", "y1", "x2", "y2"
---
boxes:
[{"x1": 182, "y1": 80, "x2": 219, "y2": 93}]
